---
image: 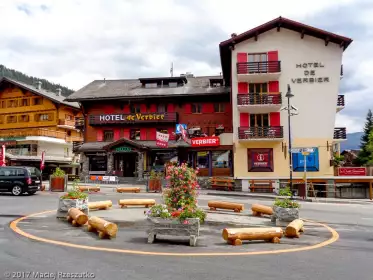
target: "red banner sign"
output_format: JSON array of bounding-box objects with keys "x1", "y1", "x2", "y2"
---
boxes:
[
  {"x1": 191, "y1": 137, "x2": 220, "y2": 147},
  {"x1": 338, "y1": 167, "x2": 366, "y2": 176},
  {"x1": 156, "y1": 131, "x2": 169, "y2": 148},
  {"x1": 0, "y1": 145, "x2": 5, "y2": 167},
  {"x1": 40, "y1": 151, "x2": 46, "y2": 171}
]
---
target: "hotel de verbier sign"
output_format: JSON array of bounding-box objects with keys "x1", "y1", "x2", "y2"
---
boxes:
[{"x1": 89, "y1": 112, "x2": 177, "y2": 125}]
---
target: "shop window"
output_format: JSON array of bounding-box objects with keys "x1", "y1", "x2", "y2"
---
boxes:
[
  {"x1": 103, "y1": 130, "x2": 114, "y2": 141},
  {"x1": 196, "y1": 151, "x2": 209, "y2": 168},
  {"x1": 130, "y1": 129, "x2": 141, "y2": 140},
  {"x1": 212, "y1": 151, "x2": 230, "y2": 168},
  {"x1": 89, "y1": 156, "x2": 107, "y2": 172},
  {"x1": 130, "y1": 105, "x2": 141, "y2": 114},
  {"x1": 192, "y1": 104, "x2": 202, "y2": 114},
  {"x1": 214, "y1": 103, "x2": 225, "y2": 113},
  {"x1": 157, "y1": 104, "x2": 167, "y2": 112},
  {"x1": 19, "y1": 98, "x2": 30, "y2": 107},
  {"x1": 7, "y1": 99, "x2": 17, "y2": 108},
  {"x1": 250, "y1": 114, "x2": 269, "y2": 127},
  {"x1": 33, "y1": 98, "x2": 42, "y2": 105},
  {"x1": 18, "y1": 114, "x2": 30, "y2": 122},
  {"x1": 7, "y1": 115, "x2": 17, "y2": 123}
]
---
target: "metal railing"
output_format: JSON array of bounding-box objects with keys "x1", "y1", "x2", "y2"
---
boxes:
[
  {"x1": 238, "y1": 126, "x2": 284, "y2": 139},
  {"x1": 0, "y1": 128, "x2": 83, "y2": 142},
  {"x1": 337, "y1": 95, "x2": 345, "y2": 106},
  {"x1": 84, "y1": 175, "x2": 119, "y2": 185},
  {"x1": 238, "y1": 93, "x2": 282, "y2": 105},
  {"x1": 237, "y1": 61, "x2": 281, "y2": 74},
  {"x1": 334, "y1": 127, "x2": 347, "y2": 139}
]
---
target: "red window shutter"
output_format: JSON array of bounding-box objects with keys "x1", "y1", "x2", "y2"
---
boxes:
[
  {"x1": 123, "y1": 105, "x2": 130, "y2": 113},
  {"x1": 167, "y1": 103, "x2": 175, "y2": 113},
  {"x1": 96, "y1": 129, "x2": 103, "y2": 141},
  {"x1": 149, "y1": 128, "x2": 156, "y2": 140},
  {"x1": 240, "y1": 113, "x2": 249, "y2": 127},
  {"x1": 267, "y1": 51, "x2": 279, "y2": 73},
  {"x1": 237, "y1": 52, "x2": 247, "y2": 62},
  {"x1": 269, "y1": 112, "x2": 280, "y2": 126},
  {"x1": 149, "y1": 104, "x2": 157, "y2": 113},
  {"x1": 114, "y1": 129, "x2": 121, "y2": 141},
  {"x1": 238, "y1": 82, "x2": 248, "y2": 94},
  {"x1": 202, "y1": 103, "x2": 214, "y2": 113},
  {"x1": 237, "y1": 53, "x2": 248, "y2": 74},
  {"x1": 268, "y1": 81, "x2": 279, "y2": 93},
  {"x1": 140, "y1": 104, "x2": 147, "y2": 113},
  {"x1": 123, "y1": 128, "x2": 130, "y2": 139},
  {"x1": 184, "y1": 103, "x2": 192, "y2": 114},
  {"x1": 140, "y1": 128, "x2": 147, "y2": 140}
]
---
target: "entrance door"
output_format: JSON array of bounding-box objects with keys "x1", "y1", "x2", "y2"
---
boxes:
[{"x1": 114, "y1": 153, "x2": 137, "y2": 177}]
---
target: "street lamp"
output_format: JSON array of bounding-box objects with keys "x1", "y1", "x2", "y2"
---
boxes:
[{"x1": 285, "y1": 84, "x2": 295, "y2": 198}]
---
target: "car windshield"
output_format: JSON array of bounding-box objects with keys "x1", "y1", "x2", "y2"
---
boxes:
[{"x1": 26, "y1": 167, "x2": 41, "y2": 177}]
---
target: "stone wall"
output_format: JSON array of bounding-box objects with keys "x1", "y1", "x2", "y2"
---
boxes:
[{"x1": 80, "y1": 153, "x2": 89, "y2": 180}]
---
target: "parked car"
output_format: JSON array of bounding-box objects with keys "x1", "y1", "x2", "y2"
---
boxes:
[{"x1": 0, "y1": 166, "x2": 42, "y2": 196}]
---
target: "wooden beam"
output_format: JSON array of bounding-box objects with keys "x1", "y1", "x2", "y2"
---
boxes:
[
  {"x1": 301, "y1": 29, "x2": 305, "y2": 39},
  {"x1": 325, "y1": 36, "x2": 330, "y2": 46}
]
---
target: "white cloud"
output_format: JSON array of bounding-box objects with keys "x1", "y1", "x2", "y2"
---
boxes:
[{"x1": 0, "y1": 0, "x2": 371, "y2": 133}]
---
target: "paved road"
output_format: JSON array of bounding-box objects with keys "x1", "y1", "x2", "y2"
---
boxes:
[{"x1": 1, "y1": 191, "x2": 373, "y2": 280}]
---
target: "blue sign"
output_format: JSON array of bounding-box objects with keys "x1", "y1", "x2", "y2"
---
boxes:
[
  {"x1": 175, "y1": 124, "x2": 187, "y2": 134},
  {"x1": 292, "y1": 147, "x2": 319, "y2": 172}
]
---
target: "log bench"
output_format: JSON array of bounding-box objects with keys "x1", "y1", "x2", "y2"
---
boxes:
[
  {"x1": 210, "y1": 177, "x2": 235, "y2": 191},
  {"x1": 251, "y1": 204, "x2": 274, "y2": 217},
  {"x1": 87, "y1": 216, "x2": 118, "y2": 239},
  {"x1": 66, "y1": 208, "x2": 88, "y2": 226},
  {"x1": 118, "y1": 199, "x2": 156, "y2": 208},
  {"x1": 79, "y1": 186, "x2": 100, "y2": 192},
  {"x1": 249, "y1": 180, "x2": 274, "y2": 193},
  {"x1": 285, "y1": 219, "x2": 304, "y2": 238},
  {"x1": 88, "y1": 200, "x2": 113, "y2": 210},
  {"x1": 208, "y1": 200, "x2": 244, "y2": 213},
  {"x1": 116, "y1": 187, "x2": 141, "y2": 193},
  {"x1": 222, "y1": 227, "x2": 283, "y2": 246}
]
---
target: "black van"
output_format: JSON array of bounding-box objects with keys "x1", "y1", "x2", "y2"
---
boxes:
[{"x1": 0, "y1": 166, "x2": 42, "y2": 196}]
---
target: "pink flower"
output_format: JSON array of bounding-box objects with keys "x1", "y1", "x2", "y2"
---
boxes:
[{"x1": 183, "y1": 220, "x2": 189, "y2": 224}]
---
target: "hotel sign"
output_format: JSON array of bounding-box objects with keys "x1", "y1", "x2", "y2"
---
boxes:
[
  {"x1": 338, "y1": 167, "x2": 366, "y2": 176},
  {"x1": 291, "y1": 62, "x2": 330, "y2": 84},
  {"x1": 89, "y1": 112, "x2": 177, "y2": 125}
]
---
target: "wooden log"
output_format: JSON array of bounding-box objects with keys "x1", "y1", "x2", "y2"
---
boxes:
[
  {"x1": 285, "y1": 219, "x2": 304, "y2": 238},
  {"x1": 79, "y1": 186, "x2": 100, "y2": 192},
  {"x1": 87, "y1": 216, "x2": 118, "y2": 238},
  {"x1": 118, "y1": 199, "x2": 156, "y2": 208},
  {"x1": 208, "y1": 200, "x2": 244, "y2": 213},
  {"x1": 67, "y1": 207, "x2": 88, "y2": 226},
  {"x1": 88, "y1": 200, "x2": 113, "y2": 210},
  {"x1": 116, "y1": 187, "x2": 141, "y2": 193},
  {"x1": 251, "y1": 204, "x2": 274, "y2": 217},
  {"x1": 222, "y1": 227, "x2": 283, "y2": 246}
]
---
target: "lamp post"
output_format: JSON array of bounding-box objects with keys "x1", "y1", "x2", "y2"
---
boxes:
[{"x1": 285, "y1": 84, "x2": 295, "y2": 198}]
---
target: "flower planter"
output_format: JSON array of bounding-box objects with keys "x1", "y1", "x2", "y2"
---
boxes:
[
  {"x1": 146, "y1": 217, "x2": 200, "y2": 246},
  {"x1": 50, "y1": 176, "x2": 66, "y2": 192},
  {"x1": 56, "y1": 198, "x2": 89, "y2": 219},
  {"x1": 148, "y1": 179, "x2": 162, "y2": 192},
  {"x1": 272, "y1": 206, "x2": 299, "y2": 225}
]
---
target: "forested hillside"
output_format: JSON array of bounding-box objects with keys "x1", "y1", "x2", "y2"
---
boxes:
[{"x1": 0, "y1": 65, "x2": 74, "y2": 96}]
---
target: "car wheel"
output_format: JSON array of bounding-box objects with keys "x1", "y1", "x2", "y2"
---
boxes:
[
  {"x1": 11, "y1": 185, "x2": 23, "y2": 196},
  {"x1": 28, "y1": 191, "x2": 36, "y2": 195}
]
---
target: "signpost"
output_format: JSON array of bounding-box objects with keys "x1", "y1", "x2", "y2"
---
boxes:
[{"x1": 291, "y1": 147, "x2": 315, "y2": 199}]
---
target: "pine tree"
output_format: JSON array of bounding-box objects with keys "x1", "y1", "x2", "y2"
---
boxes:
[{"x1": 354, "y1": 109, "x2": 373, "y2": 166}]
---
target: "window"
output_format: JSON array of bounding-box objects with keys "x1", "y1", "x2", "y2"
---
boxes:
[
  {"x1": 38, "y1": 114, "x2": 50, "y2": 121},
  {"x1": 196, "y1": 151, "x2": 209, "y2": 168},
  {"x1": 250, "y1": 114, "x2": 269, "y2": 127},
  {"x1": 157, "y1": 104, "x2": 167, "y2": 113},
  {"x1": 19, "y1": 98, "x2": 30, "y2": 107},
  {"x1": 19, "y1": 114, "x2": 29, "y2": 122},
  {"x1": 103, "y1": 130, "x2": 114, "y2": 141},
  {"x1": 212, "y1": 151, "x2": 230, "y2": 168},
  {"x1": 214, "y1": 103, "x2": 225, "y2": 113},
  {"x1": 130, "y1": 105, "x2": 141, "y2": 114},
  {"x1": 248, "y1": 53, "x2": 268, "y2": 73},
  {"x1": 33, "y1": 98, "x2": 42, "y2": 105},
  {"x1": 7, "y1": 115, "x2": 17, "y2": 123},
  {"x1": 130, "y1": 129, "x2": 140, "y2": 140},
  {"x1": 7, "y1": 100, "x2": 17, "y2": 108},
  {"x1": 192, "y1": 104, "x2": 202, "y2": 114},
  {"x1": 0, "y1": 101, "x2": 5, "y2": 109},
  {"x1": 249, "y1": 83, "x2": 268, "y2": 93},
  {"x1": 144, "y1": 83, "x2": 158, "y2": 88}
]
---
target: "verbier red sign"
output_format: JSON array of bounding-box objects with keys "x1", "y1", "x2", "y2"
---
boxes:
[
  {"x1": 338, "y1": 167, "x2": 366, "y2": 176},
  {"x1": 191, "y1": 137, "x2": 220, "y2": 147}
]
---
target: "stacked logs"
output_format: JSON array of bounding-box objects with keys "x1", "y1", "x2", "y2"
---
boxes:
[
  {"x1": 66, "y1": 208, "x2": 88, "y2": 227},
  {"x1": 87, "y1": 216, "x2": 118, "y2": 239},
  {"x1": 88, "y1": 200, "x2": 113, "y2": 210}
]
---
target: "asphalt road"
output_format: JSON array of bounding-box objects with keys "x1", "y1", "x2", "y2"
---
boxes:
[{"x1": 1, "y1": 191, "x2": 373, "y2": 280}]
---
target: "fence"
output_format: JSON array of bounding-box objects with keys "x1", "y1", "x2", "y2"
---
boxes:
[
  {"x1": 278, "y1": 181, "x2": 338, "y2": 201},
  {"x1": 84, "y1": 175, "x2": 119, "y2": 185}
]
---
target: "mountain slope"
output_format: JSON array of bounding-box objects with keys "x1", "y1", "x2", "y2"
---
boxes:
[{"x1": 341, "y1": 132, "x2": 363, "y2": 151}]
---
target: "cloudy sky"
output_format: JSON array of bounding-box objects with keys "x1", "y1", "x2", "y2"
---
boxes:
[{"x1": 0, "y1": 0, "x2": 371, "y2": 132}]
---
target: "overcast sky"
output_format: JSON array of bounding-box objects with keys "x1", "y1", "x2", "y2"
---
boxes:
[{"x1": 0, "y1": 0, "x2": 371, "y2": 133}]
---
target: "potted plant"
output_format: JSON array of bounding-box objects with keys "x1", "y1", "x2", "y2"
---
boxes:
[
  {"x1": 56, "y1": 179, "x2": 89, "y2": 219},
  {"x1": 271, "y1": 187, "x2": 300, "y2": 226},
  {"x1": 50, "y1": 167, "x2": 66, "y2": 192},
  {"x1": 148, "y1": 170, "x2": 162, "y2": 192},
  {"x1": 145, "y1": 163, "x2": 206, "y2": 246}
]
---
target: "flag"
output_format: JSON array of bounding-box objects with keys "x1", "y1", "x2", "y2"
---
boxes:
[
  {"x1": 156, "y1": 131, "x2": 169, "y2": 148},
  {"x1": 40, "y1": 151, "x2": 45, "y2": 171},
  {"x1": 0, "y1": 145, "x2": 5, "y2": 167}
]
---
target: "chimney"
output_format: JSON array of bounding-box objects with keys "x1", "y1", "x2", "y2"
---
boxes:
[
  {"x1": 37, "y1": 81, "x2": 42, "y2": 90},
  {"x1": 56, "y1": 88, "x2": 62, "y2": 96}
]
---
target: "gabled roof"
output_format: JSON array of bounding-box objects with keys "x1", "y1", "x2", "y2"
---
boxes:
[
  {"x1": 0, "y1": 77, "x2": 80, "y2": 109},
  {"x1": 65, "y1": 76, "x2": 229, "y2": 102},
  {"x1": 219, "y1": 16, "x2": 353, "y2": 85}
]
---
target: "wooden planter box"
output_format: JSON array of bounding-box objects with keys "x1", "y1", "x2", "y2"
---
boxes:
[
  {"x1": 56, "y1": 198, "x2": 89, "y2": 219},
  {"x1": 50, "y1": 176, "x2": 66, "y2": 192},
  {"x1": 147, "y1": 217, "x2": 200, "y2": 246},
  {"x1": 148, "y1": 179, "x2": 162, "y2": 192}
]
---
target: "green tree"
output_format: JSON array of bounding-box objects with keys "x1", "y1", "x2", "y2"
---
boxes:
[{"x1": 354, "y1": 109, "x2": 373, "y2": 166}]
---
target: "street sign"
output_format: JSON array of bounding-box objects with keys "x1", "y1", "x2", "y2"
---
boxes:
[{"x1": 291, "y1": 147, "x2": 314, "y2": 154}]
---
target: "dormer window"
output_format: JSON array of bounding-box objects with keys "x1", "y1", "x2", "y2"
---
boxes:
[
  {"x1": 209, "y1": 78, "x2": 224, "y2": 87},
  {"x1": 145, "y1": 83, "x2": 158, "y2": 88},
  {"x1": 168, "y1": 82, "x2": 178, "y2": 88}
]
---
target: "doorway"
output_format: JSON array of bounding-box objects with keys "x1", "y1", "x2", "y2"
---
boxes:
[{"x1": 114, "y1": 153, "x2": 137, "y2": 177}]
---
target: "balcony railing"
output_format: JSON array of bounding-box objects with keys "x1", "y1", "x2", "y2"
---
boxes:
[
  {"x1": 5, "y1": 149, "x2": 71, "y2": 158},
  {"x1": 75, "y1": 117, "x2": 85, "y2": 128},
  {"x1": 337, "y1": 95, "x2": 345, "y2": 107},
  {"x1": 238, "y1": 93, "x2": 282, "y2": 106},
  {"x1": 0, "y1": 128, "x2": 83, "y2": 142},
  {"x1": 334, "y1": 127, "x2": 347, "y2": 139},
  {"x1": 58, "y1": 119, "x2": 76, "y2": 127},
  {"x1": 238, "y1": 126, "x2": 284, "y2": 140},
  {"x1": 237, "y1": 61, "x2": 281, "y2": 74}
]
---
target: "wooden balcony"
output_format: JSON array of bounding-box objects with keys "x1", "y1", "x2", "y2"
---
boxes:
[
  {"x1": 237, "y1": 93, "x2": 282, "y2": 113},
  {"x1": 337, "y1": 95, "x2": 345, "y2": 112},
  {"x1": 0, "y1": 128, "x2": 83, "y2": 142},
  {"x1": 334, "y1": 127, "x2": 347, "y2": 141},
  {"x1": 238, "y1": 126, "x2": 284, "y2": 141},
  {"x1": 75, "y1": 117, "x2": 85, "y2": 128},
  {"x1": 236, "y1": 61, "x2": 281, "y2": 82},
  {"x1": 58, "y1": 119, "x2": 76, "y2": 128}
]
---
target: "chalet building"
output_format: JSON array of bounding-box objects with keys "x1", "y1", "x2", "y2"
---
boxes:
[
  {"x1": 0, "y1": 77, "x2": 83, "y2": 177},
  {"x1": 65, "y1": 75, "x2": 233, "y2": 182}
]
